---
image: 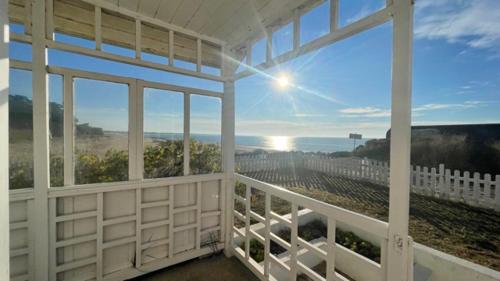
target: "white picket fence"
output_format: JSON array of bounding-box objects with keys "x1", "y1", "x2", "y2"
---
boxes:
[{"x1": 235, "y1": 153, "x2": 500, "y2": 211}]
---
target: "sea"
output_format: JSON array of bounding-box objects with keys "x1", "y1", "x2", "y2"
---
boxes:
[{"x1": 144, "y1": 132, "x2": 369, "y2": 153}]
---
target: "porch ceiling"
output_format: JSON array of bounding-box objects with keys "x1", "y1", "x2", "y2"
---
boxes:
[{"x1": 105, "y1": 0, "x2": 322, "y2": 49}]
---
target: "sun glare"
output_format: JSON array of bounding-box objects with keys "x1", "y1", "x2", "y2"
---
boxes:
[{"x1": 276, "y1": 73, "x2": 291, "y2": 89}]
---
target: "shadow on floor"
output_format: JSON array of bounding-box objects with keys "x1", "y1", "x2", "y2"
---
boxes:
[{"x1": 130, "y1": 253, "x2": 259, "y2": 281}]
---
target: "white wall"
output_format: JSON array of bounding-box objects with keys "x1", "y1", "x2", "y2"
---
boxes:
[{"x1": 414, "y1": 243, "x2": 500, "y2": 281}]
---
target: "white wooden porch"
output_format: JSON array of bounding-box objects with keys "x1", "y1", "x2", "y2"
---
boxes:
[{"x1": 0, "y1": 0, "x2": 416, "y2": 280}]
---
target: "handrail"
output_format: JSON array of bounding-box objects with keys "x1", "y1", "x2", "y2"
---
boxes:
[{"x1": 235, "y1": 173, "x2": 389, "y2": 238}]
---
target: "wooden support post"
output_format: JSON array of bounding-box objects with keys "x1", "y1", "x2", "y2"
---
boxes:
[
  {"x1": 222, "y1": 46, "x2": 237, "y2": 257},
  {"x1": 95, "y1": 6, "x2": 102, "y2": 50},
  {"x1": 168, "y1": 30, "x2": 174, "y2": 66},
  {"x1": 25, "y1": 0, "x2": 32, "y2": 35},
  {"x1": 330, "y1": 0, "x2": 339, "y2": 32},
  {"x1": 266, "y1": 29, "x2": 273, "y2": 63},
  {"x1": 0, "y1": 1, "x2": 10, "y2": 277},
  {"x1": 46, "y1": 0, "x2": 54, "y2": 39},
  {"x1": 293, "y1": 10, "x2": 301, "y2": 50},
  {"x1": 387, "y1": 0, "x2": 414, "y2": 280},
  {"x1": 183, "y1": 94, "x2": 190, "y2": 176},
  {"x1": 135, "y1": 19, "x2": 141, "y2": 59},
  {"x1": 246, "y1": 41, "x2": 252, "y2": 66},
  {"x1": 196, "y1": 39, "x2": 202, "y2": 72},
  {"x1": 32, "y1": 0, "x2": 50, "y2": 280}
]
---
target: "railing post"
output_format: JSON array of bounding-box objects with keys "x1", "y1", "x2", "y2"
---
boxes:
[
  {"x1": 438, "y1": 164, "x2": 445, "y2": 198},
  {"x1": 222, "y1": 46, "x2": 237, "y2": 257},
  {"x1": 326, "y1": 217, "x2": 336, "y2": 281},
  {"x1": 0, "y1": 1, "x2": 10, "y2": 278},
  {"x1": 264, "y1": 193, "x2": 271, "y2": 278},
  {"x1": 387, "y1": 0, "x2": 414, "y2": 280},
  {"x1": 495, "y1": 175, "x2": 500, "y2": 212},
  {"x1": 290, "y1": 203, "x2": 298, "y2": 281}
]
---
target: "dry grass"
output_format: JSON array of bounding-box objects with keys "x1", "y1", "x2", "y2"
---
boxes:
[{"x1": 242, "y1": 167, "x2": 500, "y2": 271}]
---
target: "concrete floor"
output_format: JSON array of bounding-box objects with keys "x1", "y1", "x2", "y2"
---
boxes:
[{"x1": 131, "y1": 254, "x2": 259, "y2": 281}]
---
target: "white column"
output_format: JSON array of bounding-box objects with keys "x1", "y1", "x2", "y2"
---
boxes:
[
  {"x1": 387, "y1": 0, "x2": 414, "y2": 280},
  {"x1": 32, "y1": 0, "x2": 50, "y2": 280},
  {"x1": 0, "y1": 1, "x2": 11, "y2": 278},
  {"x1": 221, "y1": 47, "x2": 237, "y2": 257}
]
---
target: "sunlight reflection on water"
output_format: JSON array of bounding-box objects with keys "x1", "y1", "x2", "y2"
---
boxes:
[{"x1": 264, "y1": 136, "x2": 295, "y2": 151}]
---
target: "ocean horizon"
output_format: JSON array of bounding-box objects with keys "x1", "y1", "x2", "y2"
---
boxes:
[{"x1": 143, "y1": 132, "x2": 370, "y2": 153}]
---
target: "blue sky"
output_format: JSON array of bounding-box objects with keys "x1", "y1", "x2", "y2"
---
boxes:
[{"x1": 9, "y1": 0, "x2": 500, "y2": 138}]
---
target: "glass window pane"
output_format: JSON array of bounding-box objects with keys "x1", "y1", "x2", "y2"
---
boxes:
[
  {"x1": 339, "y1": 0, "x2": 386, "y2": 27},
  {"x1": 273, "y1": 22, "x2": 293, "y2": 57},
  {"x1": 74, "y1": 78, "x2": 129, "y2": 184},
  {"x1": 49, "y1": 74, "x2": 64, "y2": 187},
  {"x1": 300, "y1": 1, "x2": 330, "y2": 45},
  {"x1": 9, "y1": 69, "x2": 33, "y2": 189},
  {"x1": 190, "y1": 95, "x2": 222, "y2": 175},
  {"x1": 143, "y1": 88, "x2": 184, "y2": 179},
  {"x1": 252, "y1": 38, "x2": 267, "y2": 66}
]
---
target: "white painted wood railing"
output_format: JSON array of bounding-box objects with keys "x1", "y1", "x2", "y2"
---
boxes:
[
  {"x1": 235, "y1": 154, "x2": 500, "y2": 211},
  {"x1": 231, "y1": 174, "x2": 413, "y2": 281}
]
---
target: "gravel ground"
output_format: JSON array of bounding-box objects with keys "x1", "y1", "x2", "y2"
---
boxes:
[{"x1": 242, "y1": 167, "x2": 500, "y2": 271}]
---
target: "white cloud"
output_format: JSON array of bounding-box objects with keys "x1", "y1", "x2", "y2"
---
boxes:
[
  {"x1": 415, "y1": 0, "x2": 500, "y2": 57},
  {"x1": 412, "y1": 101, "x2": 486, "y2": 111},
  {"x1": 346, "y1": 5, "x2": 375, "y2": 24},
  {"x1": 339, "y1": 107, "x2": 391, "y2": 118}
]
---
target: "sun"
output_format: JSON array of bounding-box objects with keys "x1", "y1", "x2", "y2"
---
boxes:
[{"x1": 275, "y1": 73, "x2": 291, "y2": 89}]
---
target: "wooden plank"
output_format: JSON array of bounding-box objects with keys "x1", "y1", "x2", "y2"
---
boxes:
[
  {"x1": 196, "y1": 38, "x2": 202, "y2": 72},
  {"x1": 46, "y1": 0, "x2": 55, "y2": 39},
  {"x1": 330, "y1": 0, "x2": 339, "y2": 31},
  {"x1": 293, "y1": 10, "x2": 300, "y2": 50},
  {"x1": 47, "y1": 40, "x2": 225, "y2": 81},
  {"x1": 95, "y1": 6, "x2": 102, "y2": 50},
  {"x1": 168, "y1": 185, "x2": 174, "y2": 258},
  {"x1": 135, "y1": 188, "x2": 142, "y2": 267},
  {"x1": 169, "y1": 30, "x2": 174, "y2": 66},
  {"x1": 196, "y1": 182, "x2": 202, "y2": 250},
  {"x1": 48, "y1": 199, "x2": 57, "y2": 280},
  {"x1": 52, "y1": 0, "x2": 224, "y2": 67},
  {"x1": 135, "y1": 19, "x2": 141, "y2": 58},
  {"x1": 96, "y1": 192, "x2": 103, "y2": 280}
]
